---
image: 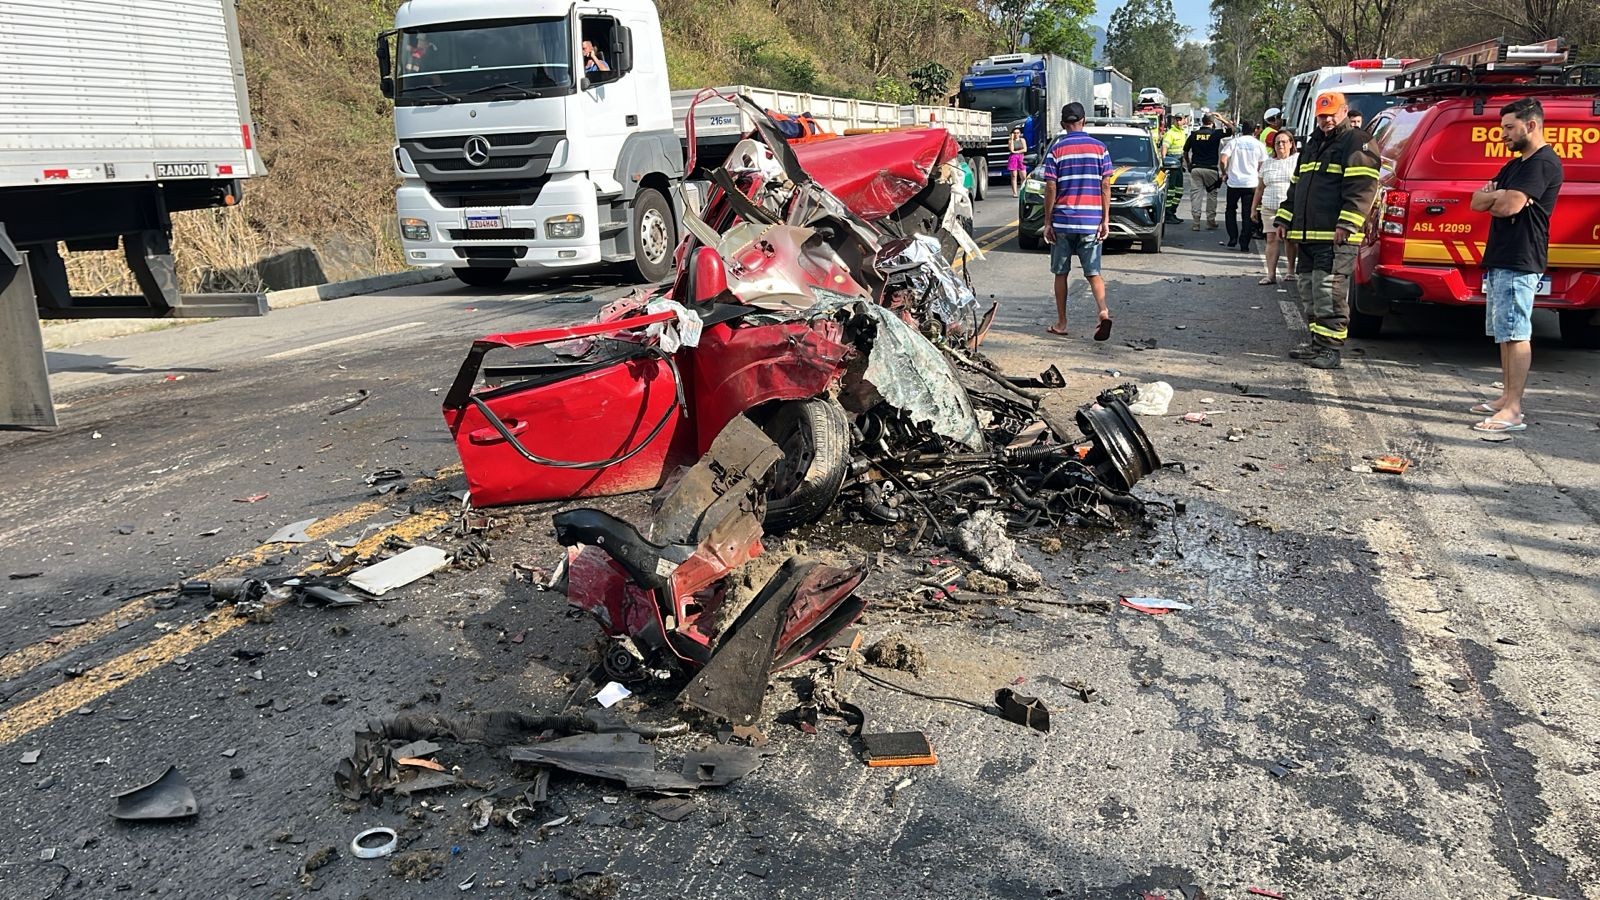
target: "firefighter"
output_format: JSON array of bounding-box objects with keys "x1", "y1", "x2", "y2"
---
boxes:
[
  {"x1": 1161, "y1": 115, "x2": 1189, "y2": 223},
  {"x1": 1273, "y1": 91, "x2": 1380, "y2": 369}
]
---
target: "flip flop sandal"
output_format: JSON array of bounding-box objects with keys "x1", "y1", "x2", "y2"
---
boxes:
[
  {"x1": 1469, "y1": 403, "x2": 1499, "y2": 414},
  {"x1": 1471, "y1": 418, "x2": 1526, "y2": 433},
  {"x1": 1093, "y1": 318, "x2": 1114, "y2": 342},
  {"x1": 1046, "y1": 325, "x2": 1069, "y2": 337},
  {"x1": 1258, "y1": 276, "x2": 1276, "y2": 285}
]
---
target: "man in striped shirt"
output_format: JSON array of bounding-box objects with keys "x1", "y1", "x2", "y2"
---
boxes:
[{"x1": 1042, "y1": 102, "x2": 1114, "y2": 341}]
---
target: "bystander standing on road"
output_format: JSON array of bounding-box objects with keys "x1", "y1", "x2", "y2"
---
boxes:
[
  {"x1": 1182, "y1": 112, "x2": 1231, "y2": 230},
  {"x1": 1041, "y1": 102, "x2": 1114, "y2": 342},
  {"x1": 1260, "y1": 107, "x2": 1286, "y2": 150},
  {"x1": 1252, "y1": 130, "x2": 1297, "y2": 284},
  {"x1": 1007, "y1": 127, "x2": 1028, "y2": 197},
  {"x1": 1274, "y1": 92, "x2": 1380, "y2": 370},
  {"x1": 1348, "y1": 111, "x2": 1365, "y2": 132},
  {"x1": 1219, "y1": 120, "x2": 1266, "y2": 253},
  {"x1": 1468, "y1": 98, "x2": 1563, "y2": 433}
]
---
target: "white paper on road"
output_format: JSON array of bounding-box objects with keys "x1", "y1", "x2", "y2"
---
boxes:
[
  {"x1": 265, "y1": 518, "x2": 318, "y2": 544},
  {"x1": 347, "y1": 546, "x2": 451, "y2": 596}
]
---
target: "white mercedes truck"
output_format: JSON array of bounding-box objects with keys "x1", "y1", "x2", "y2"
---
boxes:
[{"x1": 378, "y1": 0, "x2": 685, "y2": 286}]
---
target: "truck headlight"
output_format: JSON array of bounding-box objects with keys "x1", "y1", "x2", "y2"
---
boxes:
[
  {"x1": 400, "y1": 218, "x2": 430, "y2": 241},
  {"x1": 545, "y1": 214, "x2": 584, "y2": 240}
]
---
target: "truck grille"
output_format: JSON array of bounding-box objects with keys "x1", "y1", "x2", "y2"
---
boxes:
[
  {"x1": 401, "y1": 132, "x2": 563, "y2": 184},
  {"x1": 454, "y1": 246, "x2": 528, "y2": 260}
]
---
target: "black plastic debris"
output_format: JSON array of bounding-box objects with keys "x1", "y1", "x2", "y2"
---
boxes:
[
  {"x1": 994, "y1": 688, "x2": 1051, "y2": 733},
  {"x1": 109, "y1": 766, "x2": 199, "y2": 821}
]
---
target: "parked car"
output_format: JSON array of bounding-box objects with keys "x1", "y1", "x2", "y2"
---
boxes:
[
  {"x1": 1017, "y1": 120, "x2": 1166, "y2": 253},
  {"x1": 1352, "y1": 46, "x2": 1600, "y2": 346}
]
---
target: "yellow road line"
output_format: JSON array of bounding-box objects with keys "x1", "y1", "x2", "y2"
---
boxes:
[
  {"x1": 0, "y1": 501, "x2": 461, "y2": 746},
  {"x1": 953, "y1": 219, "x2": 1020, "y2": 272},
  {"x1": 0, "y1": 465, "x2": 463, "y2": 698}
]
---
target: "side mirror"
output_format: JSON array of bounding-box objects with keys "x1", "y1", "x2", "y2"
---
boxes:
[
  {"x1": 611, "y1": 27, "x2": 633, "y2": 77},
  {"x1": 375, "y1": 31, "x2": 395, "y2": 99}
]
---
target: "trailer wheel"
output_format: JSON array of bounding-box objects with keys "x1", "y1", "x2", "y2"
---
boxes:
[
  {"x1": 453, "y1": 267, "x2": 510, "y2": 288},
  {"x1": 628, "y1": 188, "x2": 676, "y2": 284},
  {"x1": 1559, "y1": 310, "x2": 1600, "y2": 349},
  {"x1": 759, "y1": 399, "x2": 850, "y2": 533},
  {"x1": 972, "y1": 158, "x2": 988, "y2": 201}
]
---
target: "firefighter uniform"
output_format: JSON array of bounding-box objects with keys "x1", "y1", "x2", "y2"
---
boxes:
[{"x1": 1274, "y1": 117, "x2": 1380, "y2": 363}]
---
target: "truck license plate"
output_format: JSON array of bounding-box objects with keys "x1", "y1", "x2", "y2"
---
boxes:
[
  {"x1": 466, "y1": 214, "x2": 502, "y2": 230},
  {"x1": 1536, "y1": 275, "x2": 1552, "y2": 296}
]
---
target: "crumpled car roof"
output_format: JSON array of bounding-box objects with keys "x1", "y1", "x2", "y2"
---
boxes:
[{"x1": 790, "y1": 128, "x2": 961, "y2": 221}]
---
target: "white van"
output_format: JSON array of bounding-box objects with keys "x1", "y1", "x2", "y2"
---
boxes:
[{"x1": 1280, "y1": 58, "x2": 1411, "y2": 140}]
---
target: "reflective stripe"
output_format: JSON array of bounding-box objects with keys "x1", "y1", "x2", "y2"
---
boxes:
[
  {"x1": 1275, "y1": 208, "x2": 1294, "y2": 223},
  {"x1": 1286, "y1": 228, "x2": 1364, "y2": 242},
  {"x1": 1343, "y1": 166, "x2": 1380, "y2": 179},
  {"x1": 1338, "y1": 209, "x2": 1366, "y2": 227},
  {"x1": 1309, "y1": 322, "x2": 1349, "y2": 340},
  {"x1": 1298, "y1": 162, "x2": 1345, "y2": 175}
]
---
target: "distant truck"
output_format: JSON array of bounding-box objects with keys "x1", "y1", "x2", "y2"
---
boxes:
[
  {"x1": 1, "y1": 0, "x2": 265, "y2": 426},
  {"x1": 1094, "y1": 66, "x2": 1133, "y2": 118},
  {"x1": 376, "y1": 0, "x2": 993, "y2": 288},
  {"x1": 957, "y1": 53, "x2": 1095, "y2": 177}
]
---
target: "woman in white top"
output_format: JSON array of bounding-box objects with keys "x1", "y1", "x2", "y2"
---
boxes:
[{"x1": 1252, "y1": 130, "x2": 1298, "y2": 284}]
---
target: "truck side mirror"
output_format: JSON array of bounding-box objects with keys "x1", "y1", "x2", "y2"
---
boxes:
[
  {"x1": 375, "y1": 31, "x2": 395, "y2": 99},
  {"x1": 611, "y1": 26, "x2": 633, "y2": 77}
]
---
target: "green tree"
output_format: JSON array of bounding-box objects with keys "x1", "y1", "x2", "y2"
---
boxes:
[
  {"x1": 1025, "y1": 0, "x2": 1097, "y2": 63},
  {"x1": 908, "y1": 61, "x2": 955, "y2": 101},
  {"x1": 1104, "y1": 0, "x2": 1187, "y2": 94}
]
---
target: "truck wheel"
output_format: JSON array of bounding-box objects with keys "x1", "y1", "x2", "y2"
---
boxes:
[
  {"x1": 627, "y1": 188, "x2": 675, "y2": 284},
  {"x1": 1559, "y1": 310, "x2": 1600, "y2": 349},
  {"x1": 453, "y1": 267, "x2": 510, "y2": 288},
  {"x1": 759, "y1": 399, "x2": 850, "y2": 533},
  {"x1": 1348, "y1": 278, "x2": 1385, "y2": 338},
  {"x1": 973, "y1": 158, "x2": 988, "y2": 201}
]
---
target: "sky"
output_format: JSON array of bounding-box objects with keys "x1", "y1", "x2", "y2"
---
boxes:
[{"x1": 1091, "y1": 0, "x2": 1213, "y2": 43}]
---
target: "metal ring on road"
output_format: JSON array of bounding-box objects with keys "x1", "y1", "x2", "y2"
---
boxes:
[{"x1": 350, "y1": 827, "x2": 398, "y2": 859}]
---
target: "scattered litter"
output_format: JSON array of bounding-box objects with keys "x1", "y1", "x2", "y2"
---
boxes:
[
  {"x1": 266, "y1": 518, "x2": 318, "y2": 545},
  {"x1": 1268, "y1": 757, "x2": 1302, "y2": 778},
  {"x1": 1349, "y1": 464, "x2": 1373, "y2": 474},
  {"x1": 233, "y1": 493, "x2": 269, "y2": 503},
  {"x1": 9, "y1": 571, "x2": 43, "y2": 580},
  {"x1": 1181, "y1": 412, "x2": 1209, "y2": 425},
  {"x1": 593, "y1": 682, "x2": 632, "y2": 708},
  {"x1": 1372, "y1": 455, "x2": 1412, "y2": 474},
  {"x1": 47, "y1": 618, "x2": 88, "y2": 628},
  {"x1": 953, "y1": 510, "x2": 1042, "y2": 586},
  {"x1": 20, "y1": 750, "x2": 40, "y2": 765},
  {"x1": 388, "y1": 849, "x2": 446, "y2": 882},
  {"x1": 108, "y1": 765, "x2": 198, "y2": 821},
  {"x1": 861, "y1": 731, "x2": 938, "y2": 767},
  {"x1": 1120, "y1": 596, "x2": 1193, "y2": 615},
  {"x1": 327, "y1": 389, "x2": 372, "y2": 416},
  {"x1": 646, "y1": 796, "x2": 697, "y2": 822},
  {"x1": 548, "y1": 294, "x2": 595, "y2": 304},
  {"x1": 347, "y1": 546, "x2": 451, "y2": 596},
  {"x1": 864, "y1": 633, "x2": 927, "y2": 676},
  {"x1": 963, "y1": 570, "x2": 1010, "y2": 595},
  {"x1": 1247, "y1": 889, "x2": 1285, "y2": 899},
  {"x1": 302, "y1": 845, "x2": 338, "y2": 874},
  {"x1": 507, "y1": 732, "x2": 764, "y2": 792},
  {"x1": 1039, "y1": 537, "x2": 1063, "y2": 553},
  {"x1": 459, "y1": 874, "x2": 476, "y2": 891},
  {"x1": 1124, "y1": 338, "x2": 1158, "y2": 351},
  {"x1": 994, "y1": 688, "x2": 1050, "y2": 733},
  {"x1": 1126, "y1": 382, "x2": 1173, "y2": 416}
]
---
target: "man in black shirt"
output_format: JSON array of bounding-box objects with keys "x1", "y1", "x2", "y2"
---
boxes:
[
  {"x1": 1468, "y1": 97, "x2": 1564, "y2": 433},
  {"x1": 1182, "y1": 112, "x2": 1231, "y2": 229}
]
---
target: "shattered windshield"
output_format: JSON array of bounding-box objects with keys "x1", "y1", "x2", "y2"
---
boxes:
[
  {"x1": 398, "y1": 18, "x2": 572, "y2": 103},
  {"x1": 960, "y1": 86, "x2": 1029, "y2": 122}
]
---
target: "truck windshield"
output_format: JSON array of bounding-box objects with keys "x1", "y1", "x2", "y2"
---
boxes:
[
  {"x1": 960, "y1": 87, "x2": 1030, "y2": 121},
  {"x1": 399, "y1": 18, "x2": 572, "y2": 103}
]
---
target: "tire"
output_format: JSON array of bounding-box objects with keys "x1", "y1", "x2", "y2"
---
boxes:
[
  {"x1": 1559, "y1": 310, "x2": 1600, "y2": 349},
  {"x1": 759, "y1": 399, "x2": 850, "y2": 533},
  {"x1": 973, "y1": 158, "x2": 988, "y2": 201},
  {"x1": 452, "y1": 267, "x2": 510, "y2": 288},
  {"x1": 626, "y1": 187, "x2": 675, "y2": 284},
  {"x1": 1348, "y1": 277, "x2": 1385, "y2": 338},
  {"x1": 1017, "y1": 229, "x2": 1042, "y2": 251},
  {"x1": 1141, "y1": 227, "x2": 1163, "y2": 254}
]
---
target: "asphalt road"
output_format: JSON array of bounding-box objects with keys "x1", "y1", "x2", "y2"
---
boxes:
[{"x1": 1, "y1": 196, "x2": 1597, "y2": 899}]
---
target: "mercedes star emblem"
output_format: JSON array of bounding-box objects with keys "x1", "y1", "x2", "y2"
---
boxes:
[{"x1": 463, "y1": 136, "x2": 491, "y2": 167}]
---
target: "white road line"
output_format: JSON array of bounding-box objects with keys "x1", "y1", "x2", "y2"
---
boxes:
[{"x1": 264, "y1": 321, "x2": 429, "y2": 360}]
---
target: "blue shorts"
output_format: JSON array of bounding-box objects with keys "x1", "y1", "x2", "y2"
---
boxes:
[
  {"x1": 1484, "y1": 268, "x2": 1537, "y2": 343},
  {"x1": 1049, "y1": 232, "x2": 1102, "y2": 277}
]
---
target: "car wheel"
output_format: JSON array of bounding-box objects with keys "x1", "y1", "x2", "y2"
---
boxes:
[
  {"x1": 973, "y1": 158, "x2": 988, "y2": 201},
  {"x1": 1559, "y1": 310, "x2": 1600, "y2": 349},
  {"x1": 627, "y1": 187, "x2": 675, "y2": 284},
  {"x1": 452, "y1": 267, "x2": 510, "y2": 288},
  {"x1": 1141, "y1": 227, "x2": 1162, "y2": 253},
  {"x1": 1348, "y1": 278, "x2": 1385, "y2": 338},
  {"x1": 759, "y1": 399, "x2": 850, "y2": 533}
]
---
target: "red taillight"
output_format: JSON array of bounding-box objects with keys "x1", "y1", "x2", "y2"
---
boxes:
[
  {"x1": 241, "y1": 124, "x2": 253, "y2": 150},
  {"x1": 1381, "y1": 189, "x2": 1409, "y2": 235}
]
